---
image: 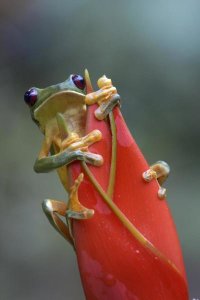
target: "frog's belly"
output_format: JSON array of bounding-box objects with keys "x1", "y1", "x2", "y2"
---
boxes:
[{"x1": 52, "y1": 144, "x2": 69, "y2": 192}]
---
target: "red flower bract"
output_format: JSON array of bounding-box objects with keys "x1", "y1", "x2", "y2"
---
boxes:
[{"x1": 68, "y1": 90, "x2": 188, "y2": 300}]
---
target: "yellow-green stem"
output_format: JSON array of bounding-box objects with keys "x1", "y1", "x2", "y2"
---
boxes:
[
  {"x1": 107, "y1": 111, "x2": 117, "y2": 198},
  {"x1": 81, "y1": 161, "x2": 180, "y2": 275}
]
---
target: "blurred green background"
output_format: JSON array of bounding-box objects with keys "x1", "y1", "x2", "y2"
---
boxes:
[{"x1": 1, "y1": 1, "x2": 199, "y2": 299}]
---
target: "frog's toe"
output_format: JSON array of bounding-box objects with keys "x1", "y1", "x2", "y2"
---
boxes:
[
  {"x1": 83, "y1": 152, "x2": 104, "y2": 166},
  {"x1": 158, "y1": 187, "x2": 167, "y2": 199},
  {"x1": 67, "y1": 209, "x2": 94, "y2": 220},
  {"x1": 95, "y1": 94, "x2": 121, "y2": 120},
  {"x1": 142, "y1": 160, "x2": 170, "y2": 200}
]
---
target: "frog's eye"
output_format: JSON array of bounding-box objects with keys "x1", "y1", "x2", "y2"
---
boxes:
[
  {"x1": 24, "y1": 88, "x2": 38, "y2": 107},
  {"x1": 72, "y1": 74, "x2": 85, "y2": 90}
]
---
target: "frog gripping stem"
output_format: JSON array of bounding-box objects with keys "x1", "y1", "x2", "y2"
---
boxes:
[{"x1": 26, "y1": 70, "x2": 189, "y2": 300}]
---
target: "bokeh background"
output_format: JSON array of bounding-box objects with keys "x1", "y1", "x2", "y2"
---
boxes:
[{"x1": 1, "y1": 1, "x2": 199, "y2": 299}]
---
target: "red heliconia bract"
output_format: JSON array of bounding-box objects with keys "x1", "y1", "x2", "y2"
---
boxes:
[{"x1": 68, "y1": 83, "x2": 189, "y2": 300}]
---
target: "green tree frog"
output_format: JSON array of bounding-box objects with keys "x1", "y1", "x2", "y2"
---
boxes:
[
  {"x1": 24, "y1": 70, "x2": 169, "y2": 245},
  {"x1": 24, "y1": 73, "x2": 103, "y2": 184}
]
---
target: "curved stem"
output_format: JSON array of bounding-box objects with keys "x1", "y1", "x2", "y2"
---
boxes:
[
  {"x1": 81, "y1": 161, "x2": 180, "y2": 275},
  {"x1": 107, "y1": 111, "x2": 117, "y2": 198}
]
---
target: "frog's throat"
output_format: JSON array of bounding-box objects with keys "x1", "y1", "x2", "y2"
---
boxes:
[{"x1": 33, "y1": 90, "x2": 86, "y2": 134}]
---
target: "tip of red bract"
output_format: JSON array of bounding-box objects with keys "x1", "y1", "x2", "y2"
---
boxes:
[{"x1": 84, "y1": 69, "x2": 94, "y2": 94}]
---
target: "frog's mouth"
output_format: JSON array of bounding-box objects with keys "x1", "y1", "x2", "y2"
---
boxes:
[{"x1": 33, "y1": 90, "x2": 86, "y2": 135}]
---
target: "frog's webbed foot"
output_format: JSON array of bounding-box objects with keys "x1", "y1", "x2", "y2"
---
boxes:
[
  {"x1": 42, "y1": 174, "x2": 94, "y2": 246},
  {"x1": 66, "y1": 173, "x2": 94, "y2": 220},
  {"x1": 66, "y1": 173, "x2": 94, "y2": 245},
  {"x1": 34, "y1": 122, "x2": 103, "y2": 173},
  {"x1": 66, "y1": 173, "x2": 94, "y2": 244},
  {"x1": 85, "y1": 75, "x2": 120, "y2": 120},
  {"x1": 56, "y1": 112, "x2": 103, "y2": 167},
  {"x1": 95, "y1": 94, "x2": 121, "y2": 120},
  {"x1": 61, "y1": 128, "x2": 103, "y2": 167},
  {"x1": 142, "y1": 161, "x2": 170, "y2": 199}
]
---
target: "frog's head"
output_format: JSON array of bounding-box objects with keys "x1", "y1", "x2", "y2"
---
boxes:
[{"x1": 24, "y1": 74, "x2": 88, "y2": 135}]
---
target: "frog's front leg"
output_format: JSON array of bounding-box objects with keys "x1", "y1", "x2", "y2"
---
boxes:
[
  {"x1": 142, "y1": 161, "x2": 170, "y2": 199},
  {"x1": 95, "y1": 94, "x2": 121, "y2": 120},
  {"x1": 85, "y1": 75, "x2": 120, "y2": 120},
  {"x1": 34, "y1": 132, "x2": 103, "y2": 173}
]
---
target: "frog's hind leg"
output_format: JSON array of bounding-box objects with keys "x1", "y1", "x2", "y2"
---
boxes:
[
  {"x1": 42, "y1": 199, "x2": 74, "y2": 246},
  {"x1": 42, "y1": 173, "x2": 94, "y2": 247},
  {"x1": 66, "y1": 173, "x2": 94, "y2": 220},
  {"x1": 142, "y1": 161, "x2": 170, "y2": 199}
]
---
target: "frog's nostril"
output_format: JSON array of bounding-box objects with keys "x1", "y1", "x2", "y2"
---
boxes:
[
  {"x1": 24, "y1": 88, "x2": 38, "y2": 107},
  {"x1": 72, "y1": 74, "x2": 85, "y2": 90}
]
